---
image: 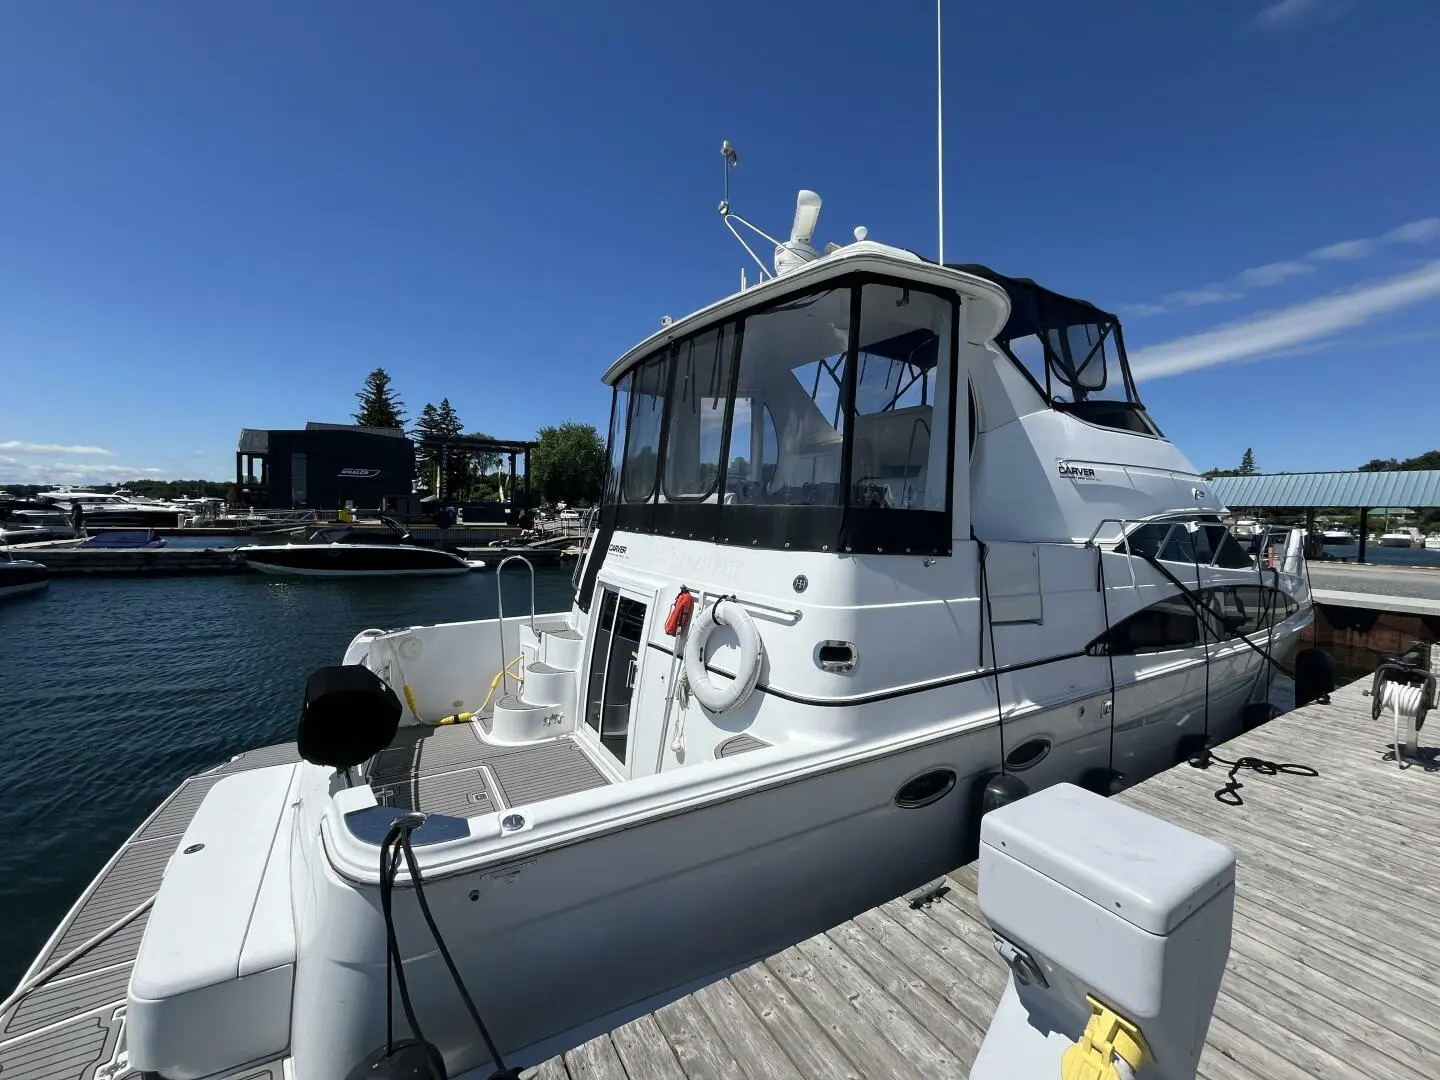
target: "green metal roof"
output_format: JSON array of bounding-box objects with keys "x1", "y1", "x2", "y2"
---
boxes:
[{"x1": 1211, "y1": 470, "x2": 1440, "y2": 509}]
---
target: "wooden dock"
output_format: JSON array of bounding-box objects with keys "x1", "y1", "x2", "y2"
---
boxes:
[{"x1": 532, "y1": 674, "x2": 1440, "y2": 1080}]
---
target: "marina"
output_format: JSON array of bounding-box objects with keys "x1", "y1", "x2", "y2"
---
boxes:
[
  {"x1": 0, "y1": 188, "x2": 1343, "y2": 1080},
  {"x1": 2, "y1": 7, "x2": 1437, "y2": 1079}
]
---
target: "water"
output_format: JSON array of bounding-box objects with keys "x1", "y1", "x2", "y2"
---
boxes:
[{"x1": 0, "y1": 567, "x2": 576, "y2": 991}]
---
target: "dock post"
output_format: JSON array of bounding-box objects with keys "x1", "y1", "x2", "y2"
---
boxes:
[{"x1": 1358, "y1": 507, "x2": 1369, "y2": 563}]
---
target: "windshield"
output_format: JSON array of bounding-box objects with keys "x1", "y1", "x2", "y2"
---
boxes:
[
  {"x1": 957, "y1": 263, "x2": 1159, "y2": 437},
  {"x1": 601, "y1": 275, "x2": 957, "y2": 555}
]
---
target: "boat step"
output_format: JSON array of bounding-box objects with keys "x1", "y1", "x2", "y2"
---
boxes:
[
  {"x1": 524, "y1": 661, "x2": 576, "y2": 712},
  {"x1": 541, "y1": 627, "x2": 584, "y2": 669},
  {"x1": 491, "y1": 695, "x2": 568, "y2": 744}
]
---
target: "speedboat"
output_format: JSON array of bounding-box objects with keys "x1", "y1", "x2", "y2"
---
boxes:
[
  {"x1": 1425, "y1": 532, "x2": 1440, "y2": 549},
  {"x1": 1379, "y1": 527, "x2": 1422, "y2": 548},
  {"x1": 0, "y1": 551, "x2": 48, "y2": 600},
  {"x1": 234, "y1": 517, "x2": 481, "y2": 577},
  {"x1": 1319, "y1": 526, "x2": 1355, "y2": 544},
  {"x1": 2, "y1": 188, "x2": 1314, "y2": 1080}
]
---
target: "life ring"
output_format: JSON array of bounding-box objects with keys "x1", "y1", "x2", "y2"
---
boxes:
[{"x1": 683, "y1": 599, "x2": 763, "y2": 713}]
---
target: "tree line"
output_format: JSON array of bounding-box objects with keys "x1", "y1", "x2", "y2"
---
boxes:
[
  {"x1": 1205, "y1": 447, "x2": 1440, "y2": 479},
  {"x1": 353, "y1": 367, "x2": 607, "y2": 505}
]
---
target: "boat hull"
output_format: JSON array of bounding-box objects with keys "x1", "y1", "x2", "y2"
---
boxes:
[
  {"x1": 237, "y1": 543, "x2": 472, "y2": 577},
  {"x1": 0, "y1": 560, "x2": 49, "y2": 600}
]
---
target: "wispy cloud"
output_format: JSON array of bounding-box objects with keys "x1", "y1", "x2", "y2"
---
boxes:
[
  {"x1": 0, "y1": 440, "x2": 119, "y2": 457},
  {"x1": 0, "y1": 459, "x2": 182, "y2": 485},
  {"x1": 1309, "y1": 238, "x2": 1378, "y2": 261},
  {"x1": 1236, "y1": 260, "x2": 1312, "y2": 287},
  {"x1": 1386, "y1": 218, "x2": 1440, "y2": 244},
  {"x1": 1130, "y1": 215, "x2": 1439, "y2": 316},
  {"x1": 1130, "y1": 261, "x2": 1440, "y2": 381},
  {"x1": 1161, "y1": 286, "x2": 1243, "y2": 309},
  {"x1": 1254, "y1": 0, "x2": 1350, "y2": 27},
  {"x1": 189, "y1": 449, "x2": 209, "y2": 458}
]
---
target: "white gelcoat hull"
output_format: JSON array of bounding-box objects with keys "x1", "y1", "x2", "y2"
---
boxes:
[{"x1": 243, "y1": 562, "x2": 471, "y2": 578}]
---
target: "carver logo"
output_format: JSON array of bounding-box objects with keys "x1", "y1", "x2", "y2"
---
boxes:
[
  {"x1": 608, "y1": 543, "x2": 628, "y2": 556},
  {"x1": 1056, "y1": 462, "x2": 1098, "y2": 481}
]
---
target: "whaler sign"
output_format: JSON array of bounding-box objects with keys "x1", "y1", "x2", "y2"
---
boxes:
[
  {"x1": 1056, "y1": 461, "x2": 1098, "y2": 481},
  {"x1": 338, "y1": 468, "x2": 381, "y2": 478}
]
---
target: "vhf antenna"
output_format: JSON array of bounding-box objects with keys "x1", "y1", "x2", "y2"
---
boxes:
[{"x1": 716, "y1": 140, "x2": 822, "y2": 286}]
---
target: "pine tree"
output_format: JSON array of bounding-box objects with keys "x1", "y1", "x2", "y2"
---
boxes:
[
  {"x1": 1238, "y1": 447, "x2": 1257, "y2": 475},
  {"x1": 353, "y1": 368, "x2": 407, "y2": 428},
  {"x1": 412, "y1": 398, "x2": 468, "y2": 496}
]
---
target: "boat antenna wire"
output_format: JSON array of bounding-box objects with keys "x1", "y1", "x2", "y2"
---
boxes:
[{"x1": 936, "y1": 0, "x2": 945, "y2": 265}]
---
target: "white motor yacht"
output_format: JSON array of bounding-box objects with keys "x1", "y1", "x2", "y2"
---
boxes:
[
  {"x1": 38, "y1": 489, "x2": 192, "y2": 528},
  {"x1": 1, "y1": 190, "x2": 1314, "y2": 1080},
  {"x1": 1379, "y1": 526, "x2": 1423, "y2": 548}
]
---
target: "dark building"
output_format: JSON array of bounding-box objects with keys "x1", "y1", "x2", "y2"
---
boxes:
[{"x1": 236, "y1": 422, "x2": 415, "y2": 511}]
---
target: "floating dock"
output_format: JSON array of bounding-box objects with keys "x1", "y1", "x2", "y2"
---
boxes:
[
  {"x1": 532, "y1": 673, "x2": 1440, "y2": 1080},
  {"x1": 5, "y1": 546, "x2": 247, "y2": 576}
]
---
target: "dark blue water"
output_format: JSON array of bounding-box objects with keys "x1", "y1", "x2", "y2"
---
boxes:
[{"x1": 0, "y1": 568, "x2": 575, "y2": 990}]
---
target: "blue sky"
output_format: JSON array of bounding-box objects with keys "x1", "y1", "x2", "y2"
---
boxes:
[{"x1": 1, "y1": 0, "x2": 1437, "y2": 486}]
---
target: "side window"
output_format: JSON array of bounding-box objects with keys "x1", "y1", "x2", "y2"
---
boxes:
[
  {"x1": 602, "y1": 373, "x2": 632, "y2": 506},
  {"x1": 1204, "y1": 525, "x2": 1253, "y2": 569},
  {"x1": 663, "y1": 325, "x2": 735, "y2": 500},
  {"x1": 622, "y1": 352, "x2": 671, "y2": 503},
  {"x1": 1207, "y1": 585, "x2": 1295, "y2": 637},
  {"x1": 1117, "y1": 523, "x2": 1167, "y2": 559},
  {"x1": 1090, "y1": 595, "x2": 1201, "y2": 656},
  {"x1": 849, "y1": 283, "x2": 952, "y2": 511}
]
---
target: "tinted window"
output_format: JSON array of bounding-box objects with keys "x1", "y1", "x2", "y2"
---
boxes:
[
  {"x1": 1206, "y1": 586, "x2": 1298, "y2": 637},
  {"x1": 1091, "y1": 595, "x2": 1201, "y2": 655},
  {"x1": 1205, "y1": 525, "x2": 1254, "y2": 568}
]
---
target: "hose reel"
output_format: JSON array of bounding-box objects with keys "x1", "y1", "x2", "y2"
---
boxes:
[{"x1": 1370, "y1": 642, "x2": 1436, "y2": 768}]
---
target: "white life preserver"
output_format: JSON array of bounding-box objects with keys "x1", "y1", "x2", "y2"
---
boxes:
[{"x1": 683, "y1": 599, "x2": 763, "y2": 713}]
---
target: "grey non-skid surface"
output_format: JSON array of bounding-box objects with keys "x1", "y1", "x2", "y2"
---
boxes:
[
  {"x1": 715, "y1": 733, "x2": 770, "y2": 758},
  {"x1": 532, "y1": 676, "x2": 1440, "y2": 1080},
  {"x1": 0, "y1": 742, "x2": 305, "y2": 1078},
  {"x1": 370, "y1": 723, "x2": 612, "y2": 813}
]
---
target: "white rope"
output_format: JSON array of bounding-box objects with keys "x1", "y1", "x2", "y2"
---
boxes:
[
  {"x1": 0, "y1": 895, "x2": 155, "y2": 1021},
  {"x1": 1381, "y1": 681, "x2": 1426, "y2": 768}
]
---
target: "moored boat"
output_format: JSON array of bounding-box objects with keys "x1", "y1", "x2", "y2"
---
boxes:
[
  {"x1": 1, "y1": 187, "x2": 1314, "y2": 1080},
  {"x1": 234, "y1": 517, "x2": 478, "y2": 577},
  {"x1": 0, "y1": 553, "x2": 49, "y2": 600}
]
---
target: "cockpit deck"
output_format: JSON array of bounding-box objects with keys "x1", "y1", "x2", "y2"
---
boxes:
[{"x1": 367, "y1": 723, "x2": 616, "y2": 816}]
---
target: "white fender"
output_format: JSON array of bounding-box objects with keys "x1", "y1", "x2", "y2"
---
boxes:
[{"x1": 683, "y1": 599, "x2": 763, "y2": 713}]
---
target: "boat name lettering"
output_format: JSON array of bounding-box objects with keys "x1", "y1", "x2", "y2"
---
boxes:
[
  {"x1": 1057, "y1": 463, "x2": 1098, "y2": 481},
  {"x1": 608, "y1": 544, "x2": 628, "y2": 556},
  {"x1": 338, "y1": 468, "x2": 381, "y2": 478}
]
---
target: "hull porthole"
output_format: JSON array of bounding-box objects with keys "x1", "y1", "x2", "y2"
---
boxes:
[
  {"x1": 895, "y1": 768, "x2": 957, "y2": 809},
  {"x1": 1004, "y1": 737, "x2": 1051, "y2": 771}
]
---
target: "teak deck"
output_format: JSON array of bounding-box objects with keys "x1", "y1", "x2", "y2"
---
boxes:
[
  {"x1": 534, "y1": 674, "x2": 1440, "y2": 1080},
  {"x1": 3, "y1": 675, "x2": 1437, "y2": 1079}
]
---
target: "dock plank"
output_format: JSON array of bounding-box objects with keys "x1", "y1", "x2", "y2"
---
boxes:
[{"x1": 531, "y1": 674, "x2": 1440, "y2": 1080}]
